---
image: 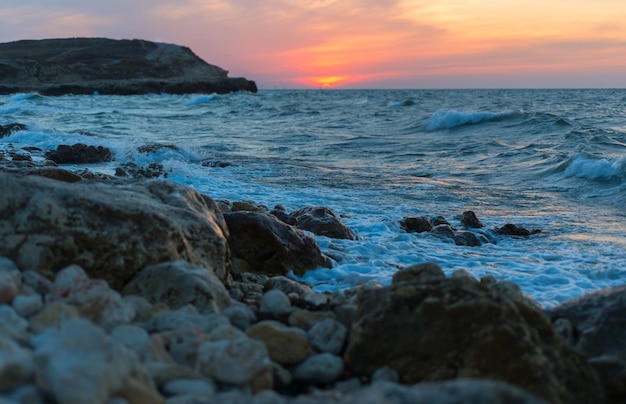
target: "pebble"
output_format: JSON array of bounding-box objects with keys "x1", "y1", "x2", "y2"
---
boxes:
[
  {"x1": 259, "y1": 289, "x2": 292, "y2": 316},
  {"x1": 162, "y1": 378, "x2": 216, "y2": 396},
  {"x1": 12, "y1": 293, "x2": 43, "y2": 318},
  {"x1": 307, "y1": 318, "x2": 348, "y2": 354},
  {"x1": 293, "y1": 353, "x2": 344, "y2": 385}
]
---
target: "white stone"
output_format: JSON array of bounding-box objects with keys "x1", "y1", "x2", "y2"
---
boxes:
[
  {"x1": 293, "y1": 353, "x2": 344, "y2": 384},
  {"x1": 96, "y1": 289, "x2": 135, "y2": 331},
  {"x1": 110, "y1": 324, "x2": 150, "y2": 353},
  {"x1": 32, "y1": 318, "x2": 139, "y2": 404},
  {"x1": 162, "y1": 379, "x2": 216, "y2": 396},
  {"x1": 0, "y1": 258, "x2": 21, "y2": 304},
  {"x1": 307, "y1": 318, "x2": 348, "y2": 354},
  {"x1": 12, "y1": 293, "x2": 43, "y2": 318},
  {"x1": 222, "y1": 303, "x2": 257, "y2": 331},
  {"x1": 49, "y1": 265, "x2": 111, "y2": 319},
  {"x1": 0, "y1": 335, "x2": 35, "y2": 391},
  {"x1": 29, "y1": 302, "x2": 80, "y2": 335},
  {"x1": 259, "y1": 289, "x2": 291, "y2": 316},
  {"x1": 196, "y1": 336, "x2": 272, "y2": 391},
  {"x1": 0, "y1": 304, "x2": 29, "y2": 343}
]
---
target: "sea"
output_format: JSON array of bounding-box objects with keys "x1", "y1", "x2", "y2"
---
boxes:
[{"x1": 2, "y1": 89, "x2": 626, "y2": 308}]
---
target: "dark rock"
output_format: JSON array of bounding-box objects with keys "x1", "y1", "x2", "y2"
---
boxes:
[
  {"x1": 10, "y1": 153, "x2": 32, "y2": 162},
  {"x1": 201, "y1": 160, "x2": 233, "y2": 168},
  {"x1": 137, "y1": 143, "x2": 180, "y2": 154},
  {"x1": 231, "y1": 201, "x2": 268, "y2": 213},
  {"x1": 0, "y1": 171, "x2": 231, "y2": 290},
  {"x1": 291, "y1": 206, "x2": 357, "y2": 240},
  {"x1": 224, "y1": 211, "x2": 332, "y2": 277},
  {"x1": 115, "y1": 162, "x2": 167, "y2": 179},
  {"x1": 344, "y1": 272, "x2": 604, "y2": 403},
  {"x1": 432, "y1": 215, "x2": 451, "y2": 226},
  {"x1": 392, "y1": 262, "x2": 446, "y2": 284},
  {"x1": 45, "y1": 143, "x2": 113, "y2": 164},
  {"x1": 0, "y1": 38, "x2": 257, "y2": 95},
  {"x1": 0, "y1": 160, "x2": 83, "y2": 183},
  {"x1": 22, "y1": 146, "x2": 42, "y2": 152},
  {"x1": 430, "y1": 224, "x2": 455, "y2": 239},
  {"x1": 495, "y1": 223, "x2": 541, "y2": 237},
  {"x1": 547, "y1": 285, "x2": 626, "y2": 402},
  {"x1": 454, "y1": 231, "x2": 482, "y2": 246},
  {"x1": 461, "y1": 210, "x2": 484, "y2": 228},
  {"x1": 0, "y1": 123, "x2": 27, "y2": 137},
  {"x1": 401, "y1": 216, "x2": 432, "y2": 233}
]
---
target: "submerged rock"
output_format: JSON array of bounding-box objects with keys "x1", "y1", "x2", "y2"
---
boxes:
[
  {"x1": 460, "y1": 210, "x2": 484, "y2": 228},
  {"x1": 495, "y1": 223, "x2": 541, "y2": 237},
  {"x1": 0, "y1": 123, "x2": 27, "y2": 138},
  {"x1": 45, "y1": 143, "x2": 113, "y2": 164},
  {"x1": 291, "y1": 206, "x2": 357, "y2": 240}
]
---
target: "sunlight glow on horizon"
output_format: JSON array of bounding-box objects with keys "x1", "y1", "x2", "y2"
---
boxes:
[{"x1": 1, "y1": 0, "x2": 626, "y2": 88}]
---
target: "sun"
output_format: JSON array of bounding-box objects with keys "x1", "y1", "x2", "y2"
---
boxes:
[{"x1": 312, "y1": 76, "x2": 347, "y2": 88}]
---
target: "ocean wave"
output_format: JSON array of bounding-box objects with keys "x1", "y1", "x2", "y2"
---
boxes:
[
  {"x1": 184, "y1": 93, "x2": 218, "y2": 106},
  {"x1": 425, "y1": 109, "x2": 517, "y2": 131},
  {"x1": 563, "y1": 154, "x2": 626, "y2": 182}
]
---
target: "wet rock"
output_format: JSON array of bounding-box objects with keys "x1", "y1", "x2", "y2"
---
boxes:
[
  {"x1": 224, "y1": 211, "x2": 331, "y2": 277},
  {"x1": 344, "y1": 273, "x2": 604, "y2": 403},
  {"x1": 0, "y1": 123, "x2": 27, "y2": 138},
  {"x1": 137, "y1": 143, "x2": 180, "y2": 154},
  {"x1": 454, "y1": 230, "x2": 482, "y2": 246},
  {"x1": 495, "y1": 223, "x2": 541, "y2": 237},
  {"x1": 0, "y1": 172, "x2": 231, "y2": 290},
  {"x1": 269, "y1": 205, "x2": 295, "y2": 225},
  {"x1": 293, "y1": 353, "x2": 344, "y2": 385},
  {"x1": 460, "y1": 210, "x2": 484, "y2": 228},
  {"x1": 45, "y1": 143, "x2": 113, "y2": 164},
  {"x1": 231, "y1": 200, "x2": 268, "y2": 212},
  {"x1": 430, "y1": 224, "x2": 456, "y2": 240},
  {"x1": 547, "y1": 284, "x2": 626, "y2": 401},
  {"x1": 291, "y1": 206, "x2": 357, "y2": 240},
  {"x1": 246, "y1": 320, "x2": 311, "y2": 365},
  {"x1": 11, "y1": 153, "x2": 32, "y2": 162},
  {"x1": 115, "y1": 162, "x2": 168, "y2": 178},
  {"x1": 392, "y1": 262, "x2": 446, "y2": 285},
  {"x1": 122, "y1": 261, "x2": 232, "y2": 314},
  {"x1": 401, "y1": 216, "x2": 432, "y2": 233},
  {"x1": 195, "y1": 336, "x2": 273, "y2": 392}
]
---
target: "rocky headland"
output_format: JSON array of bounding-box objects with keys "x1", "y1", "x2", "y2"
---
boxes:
[
  {"x1": 0, "y1": 144, "x2": 625, "y2": 403},
  {"x1": 0, "y1": 38, "x2": 257, "y2": 95}
]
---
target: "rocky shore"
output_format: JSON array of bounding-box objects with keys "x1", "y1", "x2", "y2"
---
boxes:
[
  {"x1": 0, "y1": 38, "x2": 257, "y2": 95},
  {"x1": 0, "y1": 144, "x2": 625, "y2": 403}
]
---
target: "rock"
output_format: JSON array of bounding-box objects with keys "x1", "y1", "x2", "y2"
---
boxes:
[
  {"x1": 371, "y1": 366, "x2": 399, "y2": 383},
  {"x1": 48, "y1": 264, "x2": 112, "y2": 318},
  {"x1": 115, "y1": 162, "x2": 167, "y2": 179},
  {"x1": 122, "y1": 261, "x2": 233, "y2": 314},
  {"x1": 195, "y1": 336, "x2": 273, "y2": 391},
  {"x1": 454, "y1": 230, "x2": 483, "y2": 246},
  {"x1": 12, "y1": 294, "x2": 43, "y2": 317},
  {"x1": 293, "y1": 353, "x2": 344, "y2": 385},
  {"x1": 222, "y1": 303, "x2": 257, "y2": 331},
  {"x1": 460, "y1": 210, "x2": 484, "y2": 228},
  {"x1": 137, "y1": 143, "x2": 180, "y2": 154},
  {"x1": 391, "y1": 262, "x2": 446, "y2": 285},
  {"x1": 231, "y1": 200, "x2": 268, "y2": 212},
  {"x1": 259, "y1": 289, "x2": 292, "y2": 316},
  {"x1": 0, "y1": 305, "x2": 29, "y2": 343},
  {"x1": 0, "y1": 259, "x2": 21, "y2": 304},
  {"x1": 29, "y1": 302, "x2": 81, "y2": 334},
  {"x1": 224, "y1": 211, "x2": 331, "y2": 276},
  {"x1": 344, "y1": 274, "x2": 604, "y2": 403},
  {"x1": 495, "y1": 223, "x2": 541, "y2": 237},
  {"x1": 11, "y1": 153, "x2": 32, "y2": 162},
  {"x1": 32, "y1": 319, "x2": 144, "y2": 404},
  {"x1": 144, "y1": 310, "x2": 229, "y2": 334},
  {"x1": 113, "y1": 377, "x2": 165, "y2": 404},
  {"x1": 246, "y1": 320, "x2": 311, "y2": 365},
  {"x1": 45, "y1": 143, "x2": 113, "y2": 164},
  {"x1": 307, "y1": 318, "x2": 348, "y2": 354},
  {"x1": 288, "y1": 310, "x2": 336, "y2": 331},
  {"x1": 0, "y1": 38, "x2": 257, "y2": 95},
  {"x1": 340, "y1": 379, "x2": 547, "y2": 404},
  {"x1": 290, "y1": 206, "x2": 357, "y2": 240},
  {"x1": 401, "y1": 216, "x2": 432, "y2": 233},
  {"x1": 0, "y1": 171, "x2": 231, "y2": 290},
  {"x1": 0, "y1": 123, "x2": 27, "y2": 138},
  {"x1": 547, "y1": 284, "x2": 626, "y2": 401},
  {"x1": 265, "y1": 276, "x2": 315, "y2": 297},
  {"x1": 430, "y1": 224, "x2": 455, "y2": 240},
  {"x1": 0, "y1": 335, "x2": 35, "y2": 392},
  {"x1": 162, "y1": 378, "x2": 216, "y2": 396}
]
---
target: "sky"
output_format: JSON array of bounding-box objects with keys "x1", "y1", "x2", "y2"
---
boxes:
[{"x1": 2, "y1": 0, "x2": 626, "y2": 89}]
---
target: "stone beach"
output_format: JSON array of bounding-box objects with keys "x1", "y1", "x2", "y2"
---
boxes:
[{"x1": 0, "y1": 154, "x2": 625, "y2": 403}]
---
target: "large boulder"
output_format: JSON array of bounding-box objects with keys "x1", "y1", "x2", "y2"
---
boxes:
[
  {"x1": 343, "y1": 264, "x2": 604, "y2": 404},
  {"x1": 0, "y1": 171, "x2": 231, "y2": 290},
  {"x1": 547, "y1": 285, "x2": 626, "y2": 402},
  {"x1": 224, "y1": 211, "x2": 331, "y2": 277},
  {"x1": 45, "y1": 143, "x2": 113, "y2": 164},
  {"x1": 290, "y1": 206, "x2": 357, "y2": 240}
]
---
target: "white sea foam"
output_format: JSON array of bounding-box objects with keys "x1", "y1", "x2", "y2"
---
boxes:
[
  {"x1": 563, "y1": 154, "x2": 626, "y2": 181},
  {"x1": 184, "y1": 94, "x2": 218, "y2": 106}
]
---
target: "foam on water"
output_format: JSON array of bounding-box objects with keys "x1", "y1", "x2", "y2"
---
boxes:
[{"x1": 2, "y1": 89, "x2": 626, "y2": 308}]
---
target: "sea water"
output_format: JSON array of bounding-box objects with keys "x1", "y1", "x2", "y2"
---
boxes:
[{"x1": 2, "y1": 89, "x2": 626, "y2": 308}]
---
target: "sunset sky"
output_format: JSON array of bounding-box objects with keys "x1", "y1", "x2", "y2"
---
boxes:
[{"x1": 2, "y1": 0, "x2": 626, "y2": 89}]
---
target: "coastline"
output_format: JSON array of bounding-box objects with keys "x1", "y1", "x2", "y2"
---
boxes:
[{"x1": 0, "y1": 156, "x2": 623, "y2": 403}]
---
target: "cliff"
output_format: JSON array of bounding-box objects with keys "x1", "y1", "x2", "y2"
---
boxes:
[{"x1": 0, "y1": 38, "x2": 257, "y2": 95}]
